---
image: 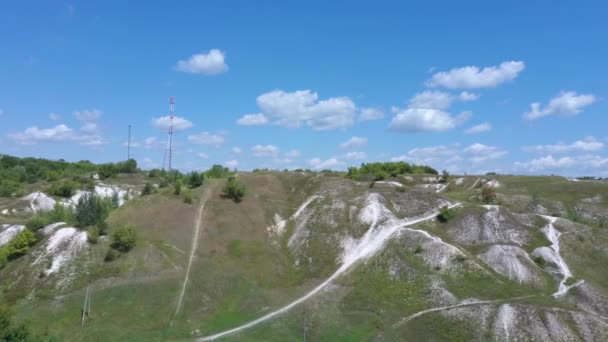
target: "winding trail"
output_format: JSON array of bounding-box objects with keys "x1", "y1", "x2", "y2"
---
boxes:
[
  {"x1": 392, "y1": 295, "x2": 536, "y2": 328},
  {"x1": 174, "y1": 187, "x2": 211, "y2": 317},
  {"x1": 197, "y1": 201, "x2": 461, "y2": 341},
  {"x1": 467, "y1": 177, "x2": 482, "y2": 191}
]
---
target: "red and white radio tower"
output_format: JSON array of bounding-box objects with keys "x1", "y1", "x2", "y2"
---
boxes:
[{"x1": 163, "y1": 96, "x2": 176, "y2": 171}]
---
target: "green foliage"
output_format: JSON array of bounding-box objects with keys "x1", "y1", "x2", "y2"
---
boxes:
[
  {"x1": 533, "y1": 255, "x2": 546, "y2": 266},
  {"x1": 96, "y1": 221, "x2": 109, "y2": 236},
  {"x1": 442, "y1": 169, "x2": 450, "y2": 183},
  {"x1": 186, "y1": 171, "x2": 204, "y2": 188},
  {"x1": 0, "y1": 306, "x2": 33, "y2": 341},
  {"x1": 437, "y1": 206, "x2": 456, "y2": 223},
  {"x1": 26, "y1": 204, "x2": 75, "y2": 231},
  {"x1": 0, "y1": 229, "x2": 37, "y2": 268},
  {"x1": 173, "y1": 182, "x2": 182, "y2": 195},
  {"x1": 87, "y1": 227, "x2": 99, "y2": 244},
  {"x1": 481, "y1": 185, "x2": 497, "y2": 203},
  {"x1": 222, "y1": 176, "x2": 247, "y2": 202},
  {"x1": 49, "y1": 180, "x2": 78, "y2": 198},
  {"x1": 141, "y1": 183, "x2": 154, "y2": 195},
  {"x1": 0, "y1": 179, "x2": 21, "y2": 197},
  {"x1": 75, "y1": 193, "x2": 110, "y2": 228},
  {"x1": 204, "y1": 164, "x2": 231, "y2": 179},
  {"x1": 346, "y1": 162, "x2": 437, "y2": 181},
  {"x1": 111, "y1": 226, "x2": 137, "y2": 252},
  {"x1": 104, "y1": 248, "x2": 119, "y2": 262},
  {"x1": 183, "y1": 190, "x2": 193, "y2": 204}
]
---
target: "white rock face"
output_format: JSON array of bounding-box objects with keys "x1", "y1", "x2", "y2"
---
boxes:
[
  {"x1": 454, "y1": 178, "x2": 465, "y2": 185},
  {"x1": 478, "y1": 245, "x2": 541, "y2": 284},
  {"x1": 485, "y1": 179, "x2": 501, "y2": 188},
  {"x1": 21, "y1": 192, "x2": 56, "y2": 212},
  {"x1": 40, "y1": 222, "x2": 67, "y2": 236},
  {"x1": 0, "y1": 224, "x2": 26, "y2": 247}
]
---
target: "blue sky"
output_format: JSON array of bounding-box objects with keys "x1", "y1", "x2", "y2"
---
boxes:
[{"x1": 1, "y1": 0, "x2": 607, "y2": 176}]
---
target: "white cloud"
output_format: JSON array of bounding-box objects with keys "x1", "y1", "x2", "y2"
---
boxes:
[
  {"x1": 74, "y1": 109, "x2": 102, "y2": 122},
  {"x1": 309, "y1": 157, "x2": 343, "y2": 170},
  {"x1": 465, "y1": 122, "x2": 492, "y2": 134},
  {"x1": 523, "y1": 137, "x2": 604, "y2": 154},
  {"x1": 80, "y1": 122, "x2": 98, "y2": 133},
  {"x1": 49, "y1": 112, "x2": 61, "y2": 121},
  {"x1": 358, "y1": 107, "x2": 384, "y2": 121},
  {"x1": 125, "y1": 136, "x2": 159, "y2": 149},
  {"x1": 523, "y1": 91, "x2": 597, "y2": 120},
  {"x1": 464, "y1": 143, "x2": 507, "y2": 163},
  {"x1": 236, "y1": 113, "x2": 268, "y2": 126},
  {"x1": 284, "y1": 149, "x2": 301, "y2": 158},
  {"x1": 232, "y1": 147, "x2": 242, "y2": 154},
  {"x1": 458, "y1": 91, "x2": 480, "y2": 101},
  {"x1": 225, "y1": 159, "x2": 239, "y2": 168},
  {"x1": 340, "y1": 136, "x2": 367, "y2": 149},
  {"x1": 409, "y1": 91, "x2": 455, "y2": 109},
  {"x1": 198, "y1": 153, "x2": 209, "y2": 159},
  {"x1": 345, "y1": 151, "x2": 366, "y2": 160},
  {"x1": 515, "y1": 155, "x2": 608, "y2": 173},
  {"x1": 249, "y1": 89, "x2": 357, "y2": 130},
  {"x1": 175, "y1": 49, "x2": 228, "y2": 75},
  {"x1": 251, "y1": 144, "x2": 279, "y2": 157},
  {"x1": 151, "y1": 115, "x2": 193, "y2": 132},
  {"x1": 427, "y1": 61, "x2": 525, "y2": 89},
  {"x1": 8, "y1": 124, "x2": 104, "y2": 146},
  {"x1": 187, "y1": 132, "x2": 225, "y2": 146},
  {"x1": 391, "y1": 144, "x2": 459, "y2": 165},
  {"x1": 389, "y1": 107, "x2": 470, "y2": 132}
]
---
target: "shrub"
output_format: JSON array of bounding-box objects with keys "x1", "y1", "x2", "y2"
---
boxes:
[
  {"x1": 104, "y1": 249, "x2": 119, "y2": 262},
  {"x1": 373, "y1": 171, "x2": 388, "y2": 181},
  {"x1": 142, "y1": 183, "x2": 154, "y2": 195},
  {"x1": 49, "y1": 180, "x2": 79, "y2": 198},
  {"x1": 369, "y1": 181, "x2": 375, "y2": 188},
  {"x1": 97, "y1": 221, "x2": 109, "y2": 236},
  {"x1": 110, "y1": 192, "x2": 120, "y2": 208},
  {"x1": 186, "y1": 171, "x2": 204, "y2": 188},
  {"x1": 75, "y1": 193, "x2": 109, "y2": 228},
  {"x1": 111, "y1": 226, "x2": 137, "y2": 252},
  {"x1": 87, "y1": 227, "x2": 99, "y2": 244},
  {"x1": 5, "y1": 229, "x2": 37, "y2": 259},
  {"x1": 222, "y1": 177, "x2": 246, "y2": 202},
  {"x1": 0, "y1": 179, "x2": 21, "y2": 197},
  {"x1": 437, "y1": 206, "x2": 456, "y2": 223},
  {"x1": 159, "y1": 178, "x2": 169, "y2": 188},
  {"x1": 481, "y1": 185, "x2": 497, "y2": 204},
  {"x1": 441, "y1": 169, "x2": 449, "y2": 183},
  {"x1": 174, "y1": 182, "x2": 182, "y2": 195},
  {"x1": 395, "y1": 186, "x2": 406, "y2": 192},
  {"x1": 26, "y1": 204, "x2": 75, "y2": 231},
  {"x1": 183, "y1": 191, "x2": 193, "y2": 204},
  {"x1": 533, "y1": 256, "x2": 546, "y2": 266}
]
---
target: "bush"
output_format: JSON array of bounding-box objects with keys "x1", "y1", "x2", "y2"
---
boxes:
[
  {"x1": 0, "y1": 179, "x2": 21, "y2": 197},
  {"x1": 142, "y1": 183, "x2": 154, "y2": 195},
  {"x1": 111, "y1": 226, "x2": 137, "y2": 252},
  {"x1": 533, "y1": 255, "x2": 545, "y2": 266},
  {"x1": 26, "y1": 204, "x2": 75, "y2": 231},
  {"x1": 97, "y1": 221, "x2": 109, "y2": 236},
  {"x1": 183, "y1": 191, "x2": 193, "y2": 204},
  {"x1": 174, "y1": 182, "x2": 182, "y2": 195},
  {"x1": 186, "y1": 171, "x2": 203, "y2": 188},
  {"x1": 87, "y1": 227, "x2": 99, "y2": 244},
  {"x1": 481, "y1": 185, "x2": 497, "y2": 204},
  {"x1": 75, "y1": 193, "x2": 109, "y2": 228},
  {"x1": 159, "y1": 178, "x2": 169, "y2": 188},
  {"x1": 395, "y1": 186, "x2": 406, "y2": 192},
  {"x1": 437, "y1": 206, "x2": 456, "y2": 223},
  {"x1": 204, "y1": 165, "x2": 231, "y2": 179},
  {"x1": 222, "y1": 177, "x2": 246, "y2": 202},
  {"x1": 441, "y1": 169, "x2": 449, "y2": 183},
  {"x1": 104, "y1": 249, "x2": 119, "y2": 262},
  {"x1": 5, "y1": 229, "x2": 37, "y2": 259},
  {"x1": 49, "y1": 180, "x2": 78, "y2": 198}
]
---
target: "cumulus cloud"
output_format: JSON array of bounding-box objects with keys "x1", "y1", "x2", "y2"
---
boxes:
[
  {"x1": 340, "y1": 136, "x2": 367, "y2": 149},
  {"x1": 9, "y1": 124, "x2": 103, "y2": 146},
  {"x1": 284, "y1": 149, "x2": 301, "y2": 158},
  {"x1": 232, "y1": 147, "x2": 242, "y2": 154},
  {"x1": 389, "y1": 107, "x2": 471, "y2": 132},
  {"x1": 515, "y1": 155, "x2": 608, "y2": 173},
  {"x1": 523, "y1": 137, "x2": 604, "y2": 154},
  {"x1": 125, "y1": 136, "x2": 160, "y2": 149},
  {"x1": 358, "y1": 107, "x2": 384, "y2": 121},
  {"x1": 426, "y1": 61, "x2": 525, "y2": 89},
  {"x1": 151, "y1": 115, "x2": 193, "y2": 132},
  {"x1": 74, "y1": 109, "x2": 102, "y2": 122},
  {"x1": 391, "y1": 144, "x2": 459, "y2": 165},
  {"x1": 251, "y1": 144, "x2": 279, "y2": 157},
  {"x1": 408, "y1": 90, "x2": 479, "y2": 110},
  {"x1": 523, "y1": 91, "x2": 597, "y2": 120},
  {"x1": 187, "y1": 132, "x2": 225, "y2": 146},
  {"x1": 345, "y1": 151, "x2": 366, "y2": 160},
  {"x1": 465, "y1": 122, "x2": 492, "y2": 134},
  {"x1": 175, "y1": 49, "x2": 228, "y2": 75},
  {"x1": 464, "y1": 143, "x2": 507, "y2": 163},
  {"x1": 236, "y1": 113, "x2": 268, "y2": 126},
  {"x1": 309, "y1": 157, "x2": 343, "y2": 170},
  {"x1": 49, "y1": 112, "x2": 61, "y2": 121},
  {"x1": 225, "y1": 159, "x2": 238, "y2": 168}
]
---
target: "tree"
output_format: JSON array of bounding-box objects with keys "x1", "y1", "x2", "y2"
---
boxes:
[
  {"x1": 482, "y1": 185, "x2": 497, "y2": 204},
  {"x1": 186, "y1": 171, "x2": 203, "y2": 188},
  {"x1": 141, "y1": 183, "x2": 154, "y2": 195},
  {"x1": 174, "y1": 182, "x2": 182, "y2": 195},
  {"x1": 442, "y1": 169, "x2": 450, "y2": 183},
  {"x1": 111, "y1": 226, "x2": 137, "y2": 252},
  {"x1": 222, "y1": 176, "x2": 247, "y2": 202},
  {"x1": 49, "y1": 180, "x2": 78, "y2": 198},
  {"x1": 75, "y1": 193, "x2": 109, "y2": 227}
]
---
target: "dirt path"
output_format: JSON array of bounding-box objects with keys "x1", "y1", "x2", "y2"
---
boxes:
[{"x1": 174, "y1": 186, "x2": 211, "y2": 317}]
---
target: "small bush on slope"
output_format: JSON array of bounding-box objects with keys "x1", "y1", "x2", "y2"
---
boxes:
[
  {"x1": 0, "y1": 229, "x2": 37, "y2": 268},
  {"x1": 26, "y1": 204, "x2": 75, "y2": 231},
  {"x1": 437, "y1": 206, "x2": 456, "y2": 223},
  {"x1": 111, "y1": 226, "x2": 137, "y2": 252},
  {"x1": 482, "y1": 185, "x2": 497, "y2": 203},
  {"x1": 222, "y1": 176, "x2": 247, "y2": 202},
  {"x1": 48, "y1": 180, "x2": 78, "y2": 198},
  {"x1": 75, "y1": 193, "x2": 110, "y2": 228}
]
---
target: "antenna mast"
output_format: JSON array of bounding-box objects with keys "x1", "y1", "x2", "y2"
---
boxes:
[{"x1": 163, "y1": 96, "x2": 175, "y2": 171}]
